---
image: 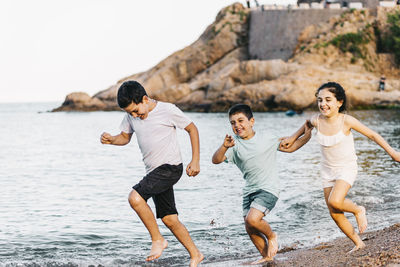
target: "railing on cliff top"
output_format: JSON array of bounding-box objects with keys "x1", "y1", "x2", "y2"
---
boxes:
[{"x1": 250, "y1": 1, "x2": 397, "y2": 11}]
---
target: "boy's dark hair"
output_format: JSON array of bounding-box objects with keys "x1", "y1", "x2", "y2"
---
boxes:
[
  {"x1": 315, "y1": 82, "x2": 347, "y2": 113},
  {"x1": 228, "y1": 104, "x2": 253, "y2": 120},
  {"x1": 117, "y1": 81, "x2": 147, "y2": 108}
]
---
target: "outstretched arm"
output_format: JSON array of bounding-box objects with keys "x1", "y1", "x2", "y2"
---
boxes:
[
  {"x1": 212, "y1": 135, "x2": 235, "y2": 164},
  {"x1": 279, "y1": 122, "x2": 312, "y2": 153},
  {"x1": 348, "y1": 116, "x2": 400, "y2": 162},
  {"x1": 100, "y1": 131, "x2": 132, "y2": 145},
  {"x1": 281, "y1": 119, "x2": 314, "y2": 149},
  {"x1": 184, "y1": 122, "x2": 200, "y2": 177}
]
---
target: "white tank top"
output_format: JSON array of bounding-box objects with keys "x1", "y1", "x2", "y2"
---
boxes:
[{"x1": 316, "y1": 114, "x2": 357, "y2": 167}]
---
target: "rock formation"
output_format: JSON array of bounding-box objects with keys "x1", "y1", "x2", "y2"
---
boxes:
[{"x1": 53, "y1": 3, "x2": 400, "y2": 112}]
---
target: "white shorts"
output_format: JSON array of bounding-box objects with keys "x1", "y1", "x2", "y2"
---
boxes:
[{"x1": 320, "y1": 163, "x2": 358, "y2": 188}]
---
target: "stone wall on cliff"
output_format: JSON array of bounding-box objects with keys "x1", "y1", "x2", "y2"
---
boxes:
[{"x1": 249, "y1": 8, "x2": 344, "y2": 61}]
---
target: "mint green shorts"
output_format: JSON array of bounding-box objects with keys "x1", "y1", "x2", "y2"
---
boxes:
[{"x1": 243, "y1": 189, "x2": 278, "y2": 217}]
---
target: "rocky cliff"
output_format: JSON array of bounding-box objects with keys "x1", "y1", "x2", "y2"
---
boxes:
[{"x1": 53, "y1": 3, "x2": 400, "y2": 112}]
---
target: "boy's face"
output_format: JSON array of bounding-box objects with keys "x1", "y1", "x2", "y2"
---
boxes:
[
  {"x1": 123, "y1": 96, "x2": 150, "y2": 120},
  {"x1": 229, "y1": 112, "x2": 255, "y2": 140}
]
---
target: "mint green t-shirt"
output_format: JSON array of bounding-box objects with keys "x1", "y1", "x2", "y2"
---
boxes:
[{"x1": 225, "y1": 132, "x2": 281, "y2": 198}]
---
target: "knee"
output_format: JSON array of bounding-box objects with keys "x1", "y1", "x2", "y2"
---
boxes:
[
  {"x1": 162, "y1": 215, "x2": 179, "y2": 229},
  {"x1": 244, "y1": 215, "x2": 259, "y2": 228},
  {"x1": 128, "y1": 190, "x2": 143, "y2": 208},
  {"x1": 328, "y1": 198, "x2": 342, "y2": 211}
]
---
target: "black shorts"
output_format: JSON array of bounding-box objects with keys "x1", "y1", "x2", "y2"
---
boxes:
[{"x1": 133, "y1": 163, "x2": 183, "y2": 219}]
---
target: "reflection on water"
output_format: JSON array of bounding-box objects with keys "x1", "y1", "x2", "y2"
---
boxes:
[{"x1": 0, "y1": 103, "x2": 399, "y2": 266}]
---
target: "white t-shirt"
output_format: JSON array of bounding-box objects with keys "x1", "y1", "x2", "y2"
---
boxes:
[{"x1": 120, "y1": 101, "x2": 192, "y2": 174}]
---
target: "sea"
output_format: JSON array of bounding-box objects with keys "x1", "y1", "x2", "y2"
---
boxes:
[{"x1": 0, "y1": 102, "x2": 399, "y2": 266}]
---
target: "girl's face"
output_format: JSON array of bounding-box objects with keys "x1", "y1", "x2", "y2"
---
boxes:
[{"x1": 317, "y1": 89, "x2": 343, "y2": 117}]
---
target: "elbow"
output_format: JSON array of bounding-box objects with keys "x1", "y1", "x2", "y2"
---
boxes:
[
  {"x1": 122, "y1": 138, "x2": 131, "y2": 145},
  {"x1": 364, "y1": 128, "x2": 380, "y2": 142},
  {"x1": 186, "y1": 122, "x2": 198, "y2": 134},
  {"x1": 212, "y1": 158, "x2": 219, "y2": 164},
  {"x1": 369, "y1": 133, "x2": 379, "y2": 142},
  {"x1": 212, "y1": 156, "x2": 222, "y2": 164}
]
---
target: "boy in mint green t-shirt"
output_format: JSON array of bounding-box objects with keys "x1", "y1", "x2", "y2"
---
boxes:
[{"x1": 212, "y1": 104, "x2": 312, "y2": 264}]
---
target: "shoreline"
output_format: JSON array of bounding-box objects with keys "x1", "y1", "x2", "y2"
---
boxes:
[{"x1": 203, "y1": 223, "x2": 400, "y2": 266}]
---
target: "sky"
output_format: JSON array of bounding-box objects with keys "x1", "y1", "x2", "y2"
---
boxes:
[{"x1": 0, "y1": 0, "x2": 296, "y2": 103}]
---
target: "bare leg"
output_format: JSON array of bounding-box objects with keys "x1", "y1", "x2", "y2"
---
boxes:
[
  {"x1": 128, "y1": 190, "x2": 167, "y2": 261},
  {"x1": 245, "y1": 208, "x2": 278, "y2": 263},
  {"x1": 162, "y1": 214, "x2": 204, "y2": 267},
  {"x1": 244, "y1": 218, "x2": 269, "y2": 257},
  {"x1": 328, "y1": 180, "x2": 368, "y2": 233},
  {"x1": 324, "y1": 183, "x2": 366, "y2": 252},
  {"x1": 245, "y1": 224, "x2": 272, "y2": 265}
]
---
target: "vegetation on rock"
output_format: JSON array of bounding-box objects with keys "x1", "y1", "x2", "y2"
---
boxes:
[
  {"x1": 379, "y1": 10, "x2": 400, "y2": 65},
  {"x1": 330, "y1": 31, "x2": 370, "y2": 60}
]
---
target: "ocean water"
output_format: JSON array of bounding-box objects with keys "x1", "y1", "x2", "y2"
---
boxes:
[{"x1": 0, "y1": 102, "x2": 399, "y2": 266}]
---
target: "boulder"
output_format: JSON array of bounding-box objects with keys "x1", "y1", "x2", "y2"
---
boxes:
[{"x1": 52, "y1": 92, "x2": 107, "y2": 112}]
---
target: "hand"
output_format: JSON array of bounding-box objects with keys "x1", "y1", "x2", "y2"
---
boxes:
[
  {"x1": 223, "y1": 135, "x2": 235, "y2": 148},
  {"x1": 392, "y1": 151, "x2": 400, "y2": 162},
  {"x1": 100, "y1": 132, "x2": 113, "y2": 144},
  {"x1": 186, "y1": 160, "x2": 200, "y2": 177},
  {"x1": 280, "y1": 136, "x2": 296, "y2": 149}
]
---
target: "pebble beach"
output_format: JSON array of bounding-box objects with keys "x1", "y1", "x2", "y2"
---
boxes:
[{"x1": 203, "y1": 223, "x2": 400, "y2": 266}]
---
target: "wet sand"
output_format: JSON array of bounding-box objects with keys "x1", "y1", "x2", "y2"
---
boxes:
[{"x1": 203, "y1": 223, "x2": 400, "y2": 266}]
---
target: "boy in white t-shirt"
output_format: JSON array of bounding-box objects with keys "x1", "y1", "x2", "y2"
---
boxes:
[{"x1": 100, "y1": 81, "x2": 203, "y2": 266}]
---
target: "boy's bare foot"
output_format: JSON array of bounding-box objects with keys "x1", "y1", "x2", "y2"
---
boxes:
[
  {"x1": 189, "y1": 253, "x2": 204, "y2": 267},
  {"x1": 267, "y1": 233, "x2": 278, "y2": 258},
  {"x1": 146, "y1": 239, "x2": 168, "y2": 261},
  {"x1": 347, "y1": 242, "x2": 366, "y2": 254},
  {"x1": 355, "y1": 206, "x2": 367, "y2": 233},
  {"x1": 251, "y1": 256, "x2": 273, "y2": 265}
]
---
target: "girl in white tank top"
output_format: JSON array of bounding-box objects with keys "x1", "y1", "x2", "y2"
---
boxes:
[
  {"x1": 316, "y1": 114, "x2": 357, "y2": 169},
  {"x1": 282, "y1": 82, "x2": 400, "y2": 254}
]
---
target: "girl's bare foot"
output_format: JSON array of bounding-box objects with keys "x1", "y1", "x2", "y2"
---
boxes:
[
  {"x1": 355, "y1": 206, "x2": 367, "y2": 233},
  {"x1": 146, "y1": 239, "x2": 168, "y2": 261},
  {"x1": 347, "y1": 241, "x2": 366, "y2": 254},
  {"x1": 251, "y1": 256, "x2": 273, "y2": 265},
  {"x1": 267, "y1": 233, "x2": 278, "y2": 258},
  {"x1": 189, "y1": 253, "x2": 204, "y2": 267}
]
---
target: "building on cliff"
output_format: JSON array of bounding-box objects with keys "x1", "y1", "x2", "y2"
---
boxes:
[{"x1": 297, "y1": 0, "x2": 382, "y2": 9}]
